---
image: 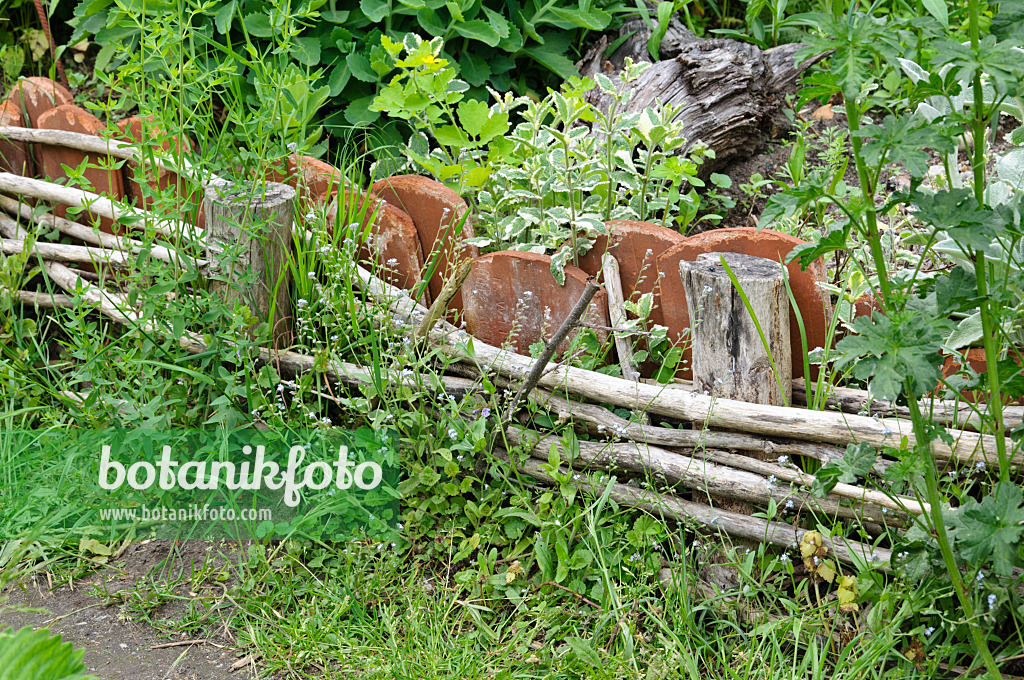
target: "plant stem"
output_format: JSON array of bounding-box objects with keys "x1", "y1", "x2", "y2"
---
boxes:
[
  {"x1": 906, "y1": 395, "x2": 1003, "y2": 679},
  {"x1": 844, "y1": 98, "x2": 892, "y2": 303},
  {"x1": 965, "y1": 0, "x2": 1009, "y2": 481}
]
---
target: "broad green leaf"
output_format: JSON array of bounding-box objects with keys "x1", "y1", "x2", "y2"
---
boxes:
[
  {"x1": 457, "y1": 99, "x2": 490, "y2": 137},
  {"x1": 213, "y1": 0, "x2": 236, "y2": 34},
  {"x1": 945, "y1": 312, "x2": 983, "y2": 350},
  {"x1": 522, "y1": 42, "x2": 580, "y2": 81},
  {"x1": 991, "y1": 0, "x2": 1024, "y2": 39},
  {"x1": 360, "y1": 0, "x2": 389, "y2": 22},
  {"x1": 344, "y1": 95, "x2": 380, "y2": 125},
  {"x1": 478, "y1": 111, "x2": 509, "y2": 143},
  {"x1": 0, "y1": 626, "x2": 98, "y2": 680},
  {"x1": 346, "y1": 51, "x2": 377, "y2": 82},
  {"x1": 452, "y1": 20, "x2": 501, "y2": 47},
  {"x1": 566, "y1": 636, "x2": 603, "y2": 667},
  {"x1": 835, "y1": 312, "x2": 946, "y2": 401},
  {"x1": 242, "y1": 12, "x2": 272, "y2": 38},
  {"x1": 912, "y1": 189, "x2": 1003, "y2": 250},
  {"x1": 812, "y1": 442, "x2": 876, "y2": 496},
  {"x1": 921, "y1": 0, "x2": 948, "y2": 28},
  {"x1": 369, "y1": 44, "x2": 394, "y2": 76},
  {"x1": 458, "y1": 53, "x2": 492, "y2": 87},
  {"x1": 327, "y1": 63, "x2": 351, "y2": 96},
  {"x1": 954, "y1": 482, "x2": 1024, "y2": 576},
  {"x1": 292, "y1": 36, "x2": 320, "y2": 66}
]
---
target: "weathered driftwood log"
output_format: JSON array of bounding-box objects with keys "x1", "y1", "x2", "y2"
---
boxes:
[
  {"x1": 578, "y1": 14, "x2": 823, "y2": 174},
  {"x1": 0, "y1": 195, "x2": 190, "y2": 266},
  {"x1": 681, "y1": 252, "x2": 792, "y2": 406},
  {"x1": 494, "y1": 448, "x2": 891, "y2": 569},
  {"x1": 505, "y1": 427, "x2": 903, "y2": 525},
  {"x1": 533, "y1": 386, "x2": 847, "y2": 463},
  {"x1": 355, "y1": 261, "x2": 1007, "y2": 470},
  {"x1": 0, "y1": 172, "x2": 201, "y2": 241},
  {"x1": 203, "y1": 179, "x2": 295, "y2": 345}
]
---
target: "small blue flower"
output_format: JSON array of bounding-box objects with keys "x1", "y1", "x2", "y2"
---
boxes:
[
  {"x1": 988, "y1": 594, "x2": 997, "y2": 610},
  {"x1": 925, "y1": 627, "x2": 935, "y2": 636}
]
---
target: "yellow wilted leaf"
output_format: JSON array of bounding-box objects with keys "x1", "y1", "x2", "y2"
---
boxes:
[
  {"x1": 800, "y1": 531, "x2": 824, "y2": 560},
  {"x1": 506, "y1": 560, "x2": 525, "y2": 584},
  {"x1": 24, "y1": 29, "x2": 48, "y2": 62},
  {"x1": 838, "y1": 575, "x2": 859, "y2": 612},
  {"x1": 817, "y1": 560, "x2": 836, "y2": 583}
]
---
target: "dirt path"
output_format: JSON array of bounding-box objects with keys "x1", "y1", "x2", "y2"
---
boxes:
[{"x1": 0, "y1": 541, "x2": 256, "y2": 680}]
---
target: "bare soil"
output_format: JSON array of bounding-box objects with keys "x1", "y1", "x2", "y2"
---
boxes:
[{"x1": 0, "y1": 541, "x2": 257, "y2": 680}]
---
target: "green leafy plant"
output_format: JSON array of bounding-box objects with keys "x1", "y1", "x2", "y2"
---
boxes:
[
  {"x1": 0, "y1": 627, "x2": 98, "y2": 680},
  {"x1": 69, "y1": 0, "x2": 630, "y2": 135},
  {"x1": 784, "y1": 1, "x2": 1024, "y2": 674},
  {"x1": 373, "y1": 37, "x2": 715, "y2": 285}
]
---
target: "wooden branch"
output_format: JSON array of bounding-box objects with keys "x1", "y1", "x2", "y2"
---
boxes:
[
  {"x1": 505, "y1": 427, "x2": 905, "y2": 524},
  {"x1": 415, "y1": 258, "x2": 472, "y2": 340},
  {"x1": 794, "y1": 378, "x2": 1024, "y2": 433},
  {"x1": 2, "y1": 212, "x2": 140, "y2": 324},
  {"x1": 0, "y1": 195, "x2": 191, "y2": 266},
  {"x1": 0, "y1": 125, "x2": 216, "y2": 184},
  {"x1": 14, "y1": 290, "x2": 72, "y2": 308},
  {"x1": 0, "y1": 172, "x2": 201, "y2": 241},
  {"x1": 506, "y1": 279, "x2": 601, "y2": 420},
  {"x1": 536, "y1": 387, "x2": 847, "y2": 463},
  {"x1": 1, "y1": 238, "x2": 135, "y2": 267},
  {"x1": 602, "y1": 253, "x2": 641, "y2": 383},
  {"x1": 494, "y1": 448, "x2": 891, "y2": 569}
]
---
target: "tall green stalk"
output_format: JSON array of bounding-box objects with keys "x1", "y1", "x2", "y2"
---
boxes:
[
  {"x1": 848, "y1": 64, "x2": 1004, "y2": 674},
  {"x1": 906, "y1": 397, "x2": 1003, "y2": 679},
  {"x1": 965, "y1": 0, "x2": 1010, "y2": 482}
]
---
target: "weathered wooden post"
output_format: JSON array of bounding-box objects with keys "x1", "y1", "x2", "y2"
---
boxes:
[
  {"x1": 679, "y1": 250, "x2": 793, "y2": 540},
  {"x1": 679, "y1": 252, "x2": 791, "y2": 407},
  {"x1": 204, "y1": 179, "x2": 295, "y2": 346}
]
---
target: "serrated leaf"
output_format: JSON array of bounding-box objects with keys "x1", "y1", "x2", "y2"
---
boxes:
[
  {"x1": 242, "y1": 12, "x2": 272, "y2": 38},
  {"x1": 346, "y1": 51, "x2": 377, "y2": 82},
  {"x1": 991, "y1": 0, "x2": 1024, "y2": 39},
  {"x1": 954, "y1": 482, "x2": 1024, "y2": 577},
  {"x1": 934, "y1": 266, "x2": 978, "y2": 316},
  {"x1": 835, "y1": 312, "x2": 946, "y2": 401},
  {"x1": 292, "y1": 36, "x2": 320, "y2": 66},
  {"x1": 214, "y1": 0, "x2": 236, "y2": 35},
  {"x1": 912, "y1": 189, "x2": 1003, "y2": 250},
  {"x1": 0, "y1": 626, "x2": 98, "y2": 680},
  {"x1": 812, "y1": 442, "x2": 876, "y2": 496},
  {"x1": 457, "y1": 99, "x2": 490, "y2": 137}
]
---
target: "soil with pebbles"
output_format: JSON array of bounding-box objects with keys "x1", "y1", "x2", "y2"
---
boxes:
[{"x1": 0, "y1": 540, "x2": 257, "y2": 680}]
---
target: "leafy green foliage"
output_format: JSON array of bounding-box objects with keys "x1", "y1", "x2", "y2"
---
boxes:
[
  {"x1": 373, "y1": 40, "x2": 713, "y2": 286},
  {"x1": 951, "y1": 482, "x2": 1024, "y2": 577},
  {"x1": 835, "y1": 312, "x2": 946, "y2": 401},
  {"x1": 69, "y1": 0, "x2": 627, "y2": 132},
  {"x1": 811, "y1": 442, "x2": 876, "y2": 497},
  {"x1": 0, "y1": 627, "x2": 97, "y2": 680}
]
